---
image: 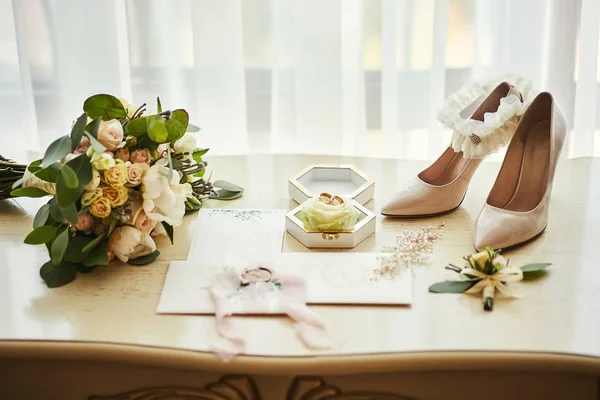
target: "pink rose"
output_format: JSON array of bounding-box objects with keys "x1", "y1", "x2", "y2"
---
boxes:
[
  {"x1": 134, "y1": 210, "x2": 157, "y2": 232},
  {"x1": 126, "y1": 163, "x2": 148, "y2": 187},
  {"x1": 97, "y1": 120, "x2": 124, "y2": 151},
  {"x1": 75, "y1": 137, "x2": 90, "y2": 154},
  {"x1": 130, "y1": 148, "x2": 152, "y2": 164},
  {"x1": 73, "y1": 213, "x2": 94, "y2": 231},
  {"x1": 115, "y1": 147, "x2": 130, "y2": 162}
]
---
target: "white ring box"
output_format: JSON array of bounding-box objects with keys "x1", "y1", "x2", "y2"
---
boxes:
[
  {"x1": 288, "y1": 165, "x2": 375, "y2": 205},
  {"x1": 285, "y1": 200, "x2": 376, "y2": 249}
]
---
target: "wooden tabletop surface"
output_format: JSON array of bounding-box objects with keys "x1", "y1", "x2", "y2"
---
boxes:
[{"x1": 1, "y1": 154, "x2": 599, "y2": 371}]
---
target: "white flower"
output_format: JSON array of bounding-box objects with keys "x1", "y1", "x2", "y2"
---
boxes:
[
  {"x1": 22, "y1": 170, "x2": 55, "y2": 195},
  {"x1": 299, "y1": 196, "x2": 360, "y2": 231},
  {"x1": 118, "y1": 97, "x2": 136, "y2": 119},
  {"x1": 84, "y1": 169, "x2": 101, "y2": 191},
  {"x1": 108, "y1": 226, "x2": 156, "y2": 263},
  {"x1": 97, "y1": 119, "x2": 124, "y2": 151},
  {"x1": 142, "y1": 165, "x2": 186, "y2": 227},
  {"x1": 173, "y1": 134, "x2": 196, "y2": 154},
  {"x1": 91, "y1": 152, "x2": 115, "y2": 170}
]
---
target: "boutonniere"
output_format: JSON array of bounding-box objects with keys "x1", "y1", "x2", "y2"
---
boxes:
[{"x1": 429, "y1": 248, "x2": 550, "y2": 311}]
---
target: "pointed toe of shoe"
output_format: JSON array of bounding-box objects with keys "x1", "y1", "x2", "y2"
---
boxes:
[{"x1": 474, "y1": 205, "x2": 546, "y2": 250}]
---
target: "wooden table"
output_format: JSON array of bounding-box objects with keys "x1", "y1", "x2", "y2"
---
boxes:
[{"x1": 1, "y1": 155, "x2": 599, "y2": 399}]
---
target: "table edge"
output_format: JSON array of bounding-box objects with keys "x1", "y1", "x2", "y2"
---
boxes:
[{"x1": 1, "y1": 341, "x2": 598, "y2": 376}]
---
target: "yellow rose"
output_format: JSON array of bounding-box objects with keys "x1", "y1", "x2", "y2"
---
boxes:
[
  {"x1": 90, "y1": 197, "x2": 112, "y2": 218},
  {"x1": 81, "y1": 188, "x2": 103, "y2": 206},
  {"x1": 468, "y1": 248, "x2": 499, "y2": 274},
  {"x1": 91, "y1": 152, "x2": 115, "y2": 170},
  {"x1": 104, "y1": 163, "x2": 128, "y2": 187},
  {"x1": 102, "y1": 185, "x2": 128, "y2": 207}
]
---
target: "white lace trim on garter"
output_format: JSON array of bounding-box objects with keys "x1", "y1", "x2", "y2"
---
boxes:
[{"x1": 437, "y1": 73, "x2": 537, "y2": 159}]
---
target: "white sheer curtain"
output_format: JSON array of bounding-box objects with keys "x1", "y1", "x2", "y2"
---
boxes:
[{"x1": 1, "y1": 0, "x2": 598, "y2": 163}]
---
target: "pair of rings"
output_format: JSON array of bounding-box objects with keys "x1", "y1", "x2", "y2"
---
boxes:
[{"x1": 318, "y1": 192, "x2": 344, "y2": 206}]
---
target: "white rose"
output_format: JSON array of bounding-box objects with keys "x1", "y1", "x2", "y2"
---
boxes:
[
  {"x1": 108, "y1": 226, "x2": 156, "y2": 263},
  {"x1": 91, "y1": 152, "x2": 116, "y2": 170},
  {"x1": 299, "y1": 196, "x2": 360, "y2": 231},
  {"x1": 84, "y1": 169, "x2": 101, "y2": 191},
  {"x1": 97, "y1": 119, "x2": 124, "y2": 151},
  {"x1": 142, "y1": 165, "x2": 186, "y2": 227},
  {"x1": 22, "y1": 170, "x2": 55, "y2": 195},
  {"x1": 173, "y1": 134, "x2": 196, "y2": 154}
]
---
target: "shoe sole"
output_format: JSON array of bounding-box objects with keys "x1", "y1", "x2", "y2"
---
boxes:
[
  {"x1": 380, "y1": 192, "x2": 467, "y2": 219},
  {"x1": 475, "y1": 225, "x2": 548, "y2": 252}
]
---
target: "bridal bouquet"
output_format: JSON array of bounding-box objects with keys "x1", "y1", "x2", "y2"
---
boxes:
[{"x1": 10, "y1": 94, "x2": 243, "y2": 288}]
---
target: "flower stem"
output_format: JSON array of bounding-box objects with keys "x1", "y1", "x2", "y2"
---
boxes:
[{"x1": 483, "y1": 297, "x2": 494, "y2": 311}]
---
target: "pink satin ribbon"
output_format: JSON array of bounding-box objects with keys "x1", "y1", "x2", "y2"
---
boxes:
[{"x1": 210, "y1": 266, "x2": 338, "y2": 361}]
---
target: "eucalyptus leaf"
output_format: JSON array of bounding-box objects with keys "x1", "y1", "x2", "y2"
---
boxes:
[
  {"x1": 161, "y1": 221, "x2": 174, "y2": 244},
  {"x1": 213, "y1": 180, "x2": 244, "y2": 193},
  {"x1": 70, "y1": 112, "x2": 88, "y2": 150},
  {"x1": 24, "y1": 225, "x2": 58, "y2": 245},
  {"x1": 522, "y1": 269, "x2": 548, "y2": 280},
  {"x1": 51, "y1": 228, "x2": 70, "y2": 266},
  {"x1": 84, "y1": 131, "x2": 106, "y2": 153},
  {"x1": 186, "y1": 123, "x2": 201, "y2": 132},
  {"x1": 76, "y1": 264, "x2": 94, "y2": 274},
  {"x1": 82, "y1": 239, "x2": 109, "y2": 267},
  {"x1": 107, "y1": 218, "x2": 118, "y2": 236},
  {"x1": 520, "y1": 263, "x2": 551, "y2": 272},
  {"x1": 60, "y1": 165, "x2": 79, "y2": 189},
  {"x1": 146, "y1": 114, "x2": 168, "y2": 143},
  {"x1": 85, "y1": 118, "x2": 102, "y2": 139},
  {"x1": 41, "y1": 135, "x2": 71, "y2": 168},
  {"x1": 40, "y1": 260, "x2": 77, "y2": 288},
  {"x1": 60, "y1": 203, "x2": 79, "y2": 225},
  {"x1": 83, "y1": 94, "x2": 126, "y2": 120},
  {"x1": 10, "y1": 187, "x2": 50, "y2": 198},
  {"x1": 55, "y1": 154, "x2": 92, "y2": 208},
  {"x1": 34, "y1": 164, "x2": 59, "y2": 183},
  {"x1": 209, "y1": 189, "x2": 243, "y2": 200},
  {"x1": 27, "y1": 159, "x2": 42, "y2": 173},
  {"x1": 192, "y1": 149, "x2": 209, "y2": 162},
  {"x1": 156, "y1": 96, "x2": 162, "y2": 113},
  {"x1": 127, "y1": 250, "x2": 160, "y2": 266},
  {"x1": 64, "y1": 236, "x2": 94, "y2": 263},
  {"x1": 428, "y1": 280, "x2": 478, "y2": 293},
  {"x1": 48, "y1": 198, "x2": 63, "y2": 222},
  {"x1": 82, "y1": 233, "x2": 105, "y2": 253},
  {"x1": 170, "y1": 157, "x2": 183, "y2": 171},
  {"x1": 125, "y1": 117, "x2": 147, "y2": 137},
  {"x1": 165, "y1": 109, "x2": 189, "y2": 142},
  {"x1": 33, "y1": 204, "x2": 51, "y2": 229}
]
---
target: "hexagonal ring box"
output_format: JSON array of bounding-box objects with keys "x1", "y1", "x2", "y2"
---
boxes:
[{"x1": 286, "y1": 165, "x2": 376, "y2": 249}]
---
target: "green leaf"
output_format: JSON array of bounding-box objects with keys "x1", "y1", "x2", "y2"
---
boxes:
[
  {"x1": 55, "y1": 154, "x2": 92, "y2": 208},
  {"x1": 64, "y1": 236, "x2": 94, "y2": 263},
  {"x1": 520, "y1": 263, "x2": 551, "y2": 272},
  {"x1": 161, "y1": 221, "x2": 174, "y2": 244},
  {"x1": 209, "y1": 189, "x2": 243, "y2": 200},
  {"x1": 33, "y1": 204, "x2": 51, "y2": 229},
  {"x1": 70, "y1": 112, "x2": 88, "y2": 150},
  {"x1": 51, "y1": 228, "x2": 70, "y2": 265},
  {"x1": 76, "y1": 264, "x2": 95, "y2": 274},
  {"x1": 10, "y1": 186, "x2": 50, "y2": 198},
  {"x1": 27, "y1": 159, "x2": 42, "y2": 173},
  {"x1": 213, "y1": 180, "x2": 244, "y2": 193},
  {"x1": 83, "y1": 94, "x2": 126, "y2": 120},
  {"x1": 156, "y1": 96, "x2": 163, "y2": 113},
  {"x1": 82, "y1": 239, "x2": 109, "y2": 267},
  {"x1": 41, "y1": 135, "x2": 71, "y2": 168},
  {"x1": 428, "y1": 280, "x2": 478, "y2": 293},
  {"x1": 40, "y1": 260, "x2": 77, "y2": 288},
  {"x1": 24, "y1": 225, "x2": 59, "y2": 245},
  {"x1": 82, "y1": 233, "x2": 105, "y2": 253},
  {"x1": 85, "y1": 118, "x2": 102, "y2": 139},
  {"x1": 35, "y1": 165, "x2": 59, "y2": 183},
  {"x1": 125, "y1": 117, "x2": 148, "y2": 137},
  {"x1": 84, "y1": 131, "x2": 106, "y2": 153},
  {"x1": 165, "y1": 109, "x2": 189, "y2": 142},
  {"x1": 185, "y1": 198, "x2": 203, "y2": 212},
  {"x1": 146, "y1": 115, "x2": 168, "y2": 143},
  {"x1": 60, "y1": 165, "x2": 79, "y2": 189},
  {"x1": 171, "y1": 157, "x2": 184, "y2": 171},
  {"x1": 166, "y1": 148, "x2": 174, "y2": 181},
  {"x1": 107, "y1": 218, "x2": 118, "y2": 236},
  {"x1": 186, "y1": 123, "x2": 201, "y2": 132},
  {"x1": 60, "y1": 203, "x2": 79, "y2": 225},
  {"x1": 48, "y1": 198, "x2": 63, "y2": 222},
  {"x1": 192, "y1": 149, "x2": 209, "y2": 162},
  {"x1": 127, "y1": 250, "x2": 160, "y2": 266},
  {"x1": 523, "y1": 269, "x2": 548, "y2": 280}
]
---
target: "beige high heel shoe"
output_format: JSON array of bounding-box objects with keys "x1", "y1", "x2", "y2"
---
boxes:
[
  {"x1": 382, "y1": 77, "x2": 530, "y2": 217},
  {"x1": 474, "y1": 92, "x2": 567, "y2": 251}
]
